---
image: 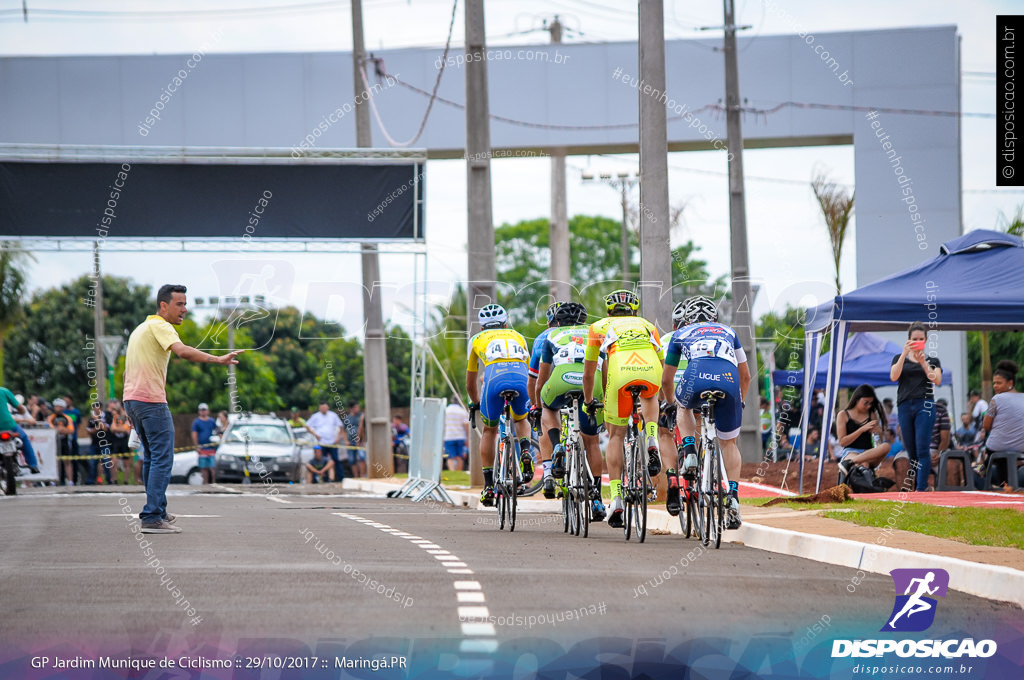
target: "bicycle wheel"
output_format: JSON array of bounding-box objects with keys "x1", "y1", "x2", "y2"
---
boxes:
[
  {"x1": 580, "y1": 456, "x2": 592, "y2": 539},
  {"x1": 711, "y1": 440, "x2": 725, "y2": 549},
  {"x1": 497, "y1": 483, "x2": 507, "y2": 531},
  {"x1": 507, "y1": 431, "x2": 519, "y2": 532},
  {"x1": 705, "y1": 441, "x2": 723, "y2": 549},
  {"x1": 622, "y1": 431, "x2": 635, "y2": 540},
  {"x1": 561, "y1": 485, "x2": 570, "y2": 533},
  {"x1": 634, "y1": 449, "x2": 648, "y2": 543}
]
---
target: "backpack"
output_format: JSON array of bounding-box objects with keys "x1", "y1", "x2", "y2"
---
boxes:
[{"x1": 846, "y1": 464, "x2": 895, "y2": 494}]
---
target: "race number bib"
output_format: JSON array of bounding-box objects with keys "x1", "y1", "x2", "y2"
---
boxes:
[
  {"x1": 485, "y1": 338, "x2": 528, "y2": 362},
  {"x1": 553, "y1": 338, "x2": 586, "y2": 367},
  {"x1": 689, "y1": 338, "x2": 737, "y2": 365}
]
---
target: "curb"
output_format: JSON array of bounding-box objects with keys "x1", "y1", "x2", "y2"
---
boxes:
[{"x1": 345, "y1": 479, "x2": 1024, "y2": 607}]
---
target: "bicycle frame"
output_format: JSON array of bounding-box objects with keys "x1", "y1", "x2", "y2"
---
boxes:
[{"x1": 561, "y1": 393, "x2": 594, "y2": 537}]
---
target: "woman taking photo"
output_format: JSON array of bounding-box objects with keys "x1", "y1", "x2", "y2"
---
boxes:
[
  {"x1": 890, "y1": 322, "x2": 942, "y2": 491},
  {"x1": 835, "y1": 384, "x2": 891, "y2": 479}
]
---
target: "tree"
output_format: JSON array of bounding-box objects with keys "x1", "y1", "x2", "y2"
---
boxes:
[
  {"x1": 6, "y1": 275, "x2": 151, "y2": 405},
  {"x1": 242, "y1": 306, "x2": 329, "y2": 410},
  {"x1": 0, "y1": 243, "x2": 35, "y2": 384},
  {"x1": 812, "y1": 170, "x2": 855, "y2": 295},
  {"x1": 425, "y1": 282, "x2": 469, "y2": 400},
  {"x1": 312, "y1": 335, "x2": 365, "y2": 409}
]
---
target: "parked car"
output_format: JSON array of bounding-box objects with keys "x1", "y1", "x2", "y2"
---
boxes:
[
  {"x1": 213, "y1": 413, "x2": 302, "y2": 483},
  {"x1": 170, "y1": 449, "x2": 203, "y2": 485}
]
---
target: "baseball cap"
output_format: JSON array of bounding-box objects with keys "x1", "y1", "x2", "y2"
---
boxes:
[
  {"x1": 53, "y1": 398, "x2": 67, "y2": 408},
  {"x1": 198, "y1": 402, "x2": 209, "y2": 410}
]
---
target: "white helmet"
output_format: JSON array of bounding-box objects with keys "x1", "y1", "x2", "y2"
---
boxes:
[
  {"x1": 478, "y1": 304, "x2": 508, "y2": 329},
  {"x1": 672, "y1": 302, "x2": 686, "y2": 327},
  {"x1": 683, "y1": 296, "x2": 718, "y2": 325}
]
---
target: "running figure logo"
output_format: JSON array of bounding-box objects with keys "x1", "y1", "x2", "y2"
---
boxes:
[{"x1": 881, "y1": 568, "x2": 949, "y2": 632}]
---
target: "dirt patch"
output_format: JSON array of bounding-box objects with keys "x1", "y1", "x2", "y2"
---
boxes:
[{"x1": 740, "y1": 459, "x2": 849, "y2": 494}]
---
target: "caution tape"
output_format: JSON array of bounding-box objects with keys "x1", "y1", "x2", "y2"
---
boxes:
[{"x1": 57, "y1": 452, "x2": 136, "y2": 460}]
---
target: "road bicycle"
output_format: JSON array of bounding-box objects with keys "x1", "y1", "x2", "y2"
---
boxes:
[
  {"x1": 557, "y1": 391, "x2": 594, "y2": 538},
  {"x1": 662, "y1": 404, "x2": 705, "y2": 541},
  {"x1": 695, "y1": 389, "x2": 729, "y2": 549},
  {"x1": 470, "y1": 389, "x2": 525, "y2": 531},
  {"x1": 622, "y1": 385, "x2": 657, "y2": 543}
]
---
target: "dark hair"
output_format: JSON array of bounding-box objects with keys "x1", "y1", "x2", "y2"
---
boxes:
[
  {"x1": 843, "y1": 384, "x2": 887, "y2": 426},
  {"x1": 157, "y1": 284, "x2": 187, "y2": 308},
  {"x1": 994, "y1": 359, "x2": 1019, "y2": 384},
  {"x1": 907, "y1": 322, "x2": 926, "y2": 338},
  {"x1": 969, "y1": 389, "x2": 981, "y2": 397},
  {"x1": 348, "y1": 400, "x2": 359, "y2": 409}
]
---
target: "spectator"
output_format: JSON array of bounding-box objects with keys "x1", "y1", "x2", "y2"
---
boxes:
[
  {"x1": 444, "y1": 397, "x2": 469, "y2": 472},
  {"x1": 808, "y1": 390, "x2": 825, "y2": 432},
  {"x1": 928, "y1": 398, "x2": 953, "y2": 488},
  {"x1": 979, "y1": 360, "x2": 1024, "y2": 487},
  {"x1": 759, "y1": 397, "x2": 772, "y2": 452},
  {"x1": 392, "y1": 414, "x2": 410, "y2": 474},
  {"x1": 890, "y1": 322, "x2": 942, "y2": 491},
  {"x1": 107, "y1": 400, "x2": 132, "y2": 484},
  {"x1": 26, "y1": 394, "x2": 47, "y2": 422},
  {"x1": 882, "y1": 398, "x2": 899, "y2": 436},
  {"x1": 344, "y1": 401, "x2": 366, "y2": 478},
  {"x1": 835, "y1": 384, "x2": 892, "y2": 479},
  {"x1": 305, "y1": 401, "x2": 342, "y2": 481},
  {"x1": 213, "y1": 410, "x2": 230, "y2": 437},
  {"x1": 63, "y1": 396, "x2": 83, "y2": 471},
  {"x1": 86, "y1": 401, "x2": 111, "y2": 485},
  {"x1": 954, "y1": 413, "x2": 977, "y2": 447},
  {"x1": 191, "y1": 402, "x2": 217, "y2": 484},
  {"x1": 968, "y1": 389, "x2": 989, "y2": 430},
  {"x1": 287, "y1": 407, "x2": 306, "y2": 430},
  {"x1": 49, "y1": 399, "x2": 78, "y2": 485},
  {"x1": 304, "y1": 445, "x2": 334, "y2": 484}
]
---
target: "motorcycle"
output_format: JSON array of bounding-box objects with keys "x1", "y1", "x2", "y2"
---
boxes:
[{"x1": 0, "y1": 429, "x2": 24, "y2": 496}]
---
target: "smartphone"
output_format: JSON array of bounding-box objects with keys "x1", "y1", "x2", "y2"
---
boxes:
[{"x1": 910, "y1": 340, "x2": 925, "y2": 351}]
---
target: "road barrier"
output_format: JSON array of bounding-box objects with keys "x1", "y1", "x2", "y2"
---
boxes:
[{"x1": 395, "y1": 398, "x2": 453, "y2": 504}]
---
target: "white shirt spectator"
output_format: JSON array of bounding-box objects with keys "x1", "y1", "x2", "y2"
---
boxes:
[
  {"x1": 972, "y1": 398, "x2": 989, "y2": 422},
  {"x1": 306, "y1": 410, "x2": 343, "y2": 446},
  {"x1": 444, "y1": 402, "x2": 469, "y2": 442}
]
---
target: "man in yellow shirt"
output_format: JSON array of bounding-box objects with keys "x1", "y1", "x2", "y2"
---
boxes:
[
  {"x1": 123, "y1": 284, "x2": 243, "y2": 534},
  {"x1": 582, "y1": 289, "x2": 664, "y2": 529},
  {"x1": 466, "y1": 304, "x2": 532, "y2": 507}
]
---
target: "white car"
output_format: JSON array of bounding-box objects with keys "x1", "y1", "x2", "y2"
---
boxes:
[{"x1": 170, "y1": 449, "x2": 204, "y2": 485}]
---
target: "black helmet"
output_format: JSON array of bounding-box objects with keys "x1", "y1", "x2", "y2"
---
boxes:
[
  {"x1": 683, "y1": 296, "x2": 718, "y2": 325},
  {"x1": 554, "y1": 302, "x2": 587, "y2": 326}
]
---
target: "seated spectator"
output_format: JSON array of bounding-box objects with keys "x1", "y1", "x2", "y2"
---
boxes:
[
  {"x1": 979, "y1": 360, "x2": 1024, "y2": 487},
  {"x1": 304, "y1": 445, "x2": 334, "y2": 484},
  {"x1": 929, "y1": 398, "x2": 954, "y2": 488},
  {"x1": 968, "y1": 389, "x2": 989, "y2": 431},
  {"x1": 954, "y1": 412, "x2": 978, "y2": 447},
  {"x1": 835, "y1": 384, "x2": 891, "y2": 478}
]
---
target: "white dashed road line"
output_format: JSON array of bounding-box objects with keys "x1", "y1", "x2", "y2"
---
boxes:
[{"x1": 334, "y1": 512, "x2": 498, "y2": 660}]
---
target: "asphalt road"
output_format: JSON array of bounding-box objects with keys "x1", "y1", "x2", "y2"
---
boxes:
[{"x1": 1, "y1": 485, "x2": 1019, "y2": 677}]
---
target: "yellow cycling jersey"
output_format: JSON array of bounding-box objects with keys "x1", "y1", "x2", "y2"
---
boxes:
[
  {"x1": 585, "y1": 315, "x2": 662, "y2": 363},
  {"x1": 467, "y1": 328, "x2": 530, "y2": 371}
]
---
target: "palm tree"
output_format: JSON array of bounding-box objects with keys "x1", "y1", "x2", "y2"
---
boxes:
[
  {"x1": 0, "y1": 243, "x2": 34, "y2": 383},
  {"x1": 811, "y1": 170, "x2": 855, "y2": 295},
  {"x1": 979, "y1": 206, "x2": 1024, "y2": 398}
]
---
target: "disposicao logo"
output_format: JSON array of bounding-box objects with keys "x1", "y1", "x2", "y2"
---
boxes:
[{"x1": 832, "y1": 568, "x2": 997, "y2": 659}]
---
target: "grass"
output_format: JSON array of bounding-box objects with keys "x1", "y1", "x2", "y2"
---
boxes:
[{"x1": 741, "y1": 497, "x2": 1024, "y2": 550}]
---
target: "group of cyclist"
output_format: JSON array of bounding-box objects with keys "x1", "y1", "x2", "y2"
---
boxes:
[{"x1": 465, "y1": 289, "x2": 751, "y2": 533}]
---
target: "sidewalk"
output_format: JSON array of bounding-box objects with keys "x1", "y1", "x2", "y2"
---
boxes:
[{"x1": 345, "y1": 477, "x2": 1024, "y2": 608}]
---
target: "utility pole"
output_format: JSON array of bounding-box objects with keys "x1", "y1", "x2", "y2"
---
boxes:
[
  {"x1": 465, "y1": 0, "x2": 496, "y2": 488},
  {"x1": 581, "y1": 171, "x2": 637, "y2": 283},
  {"x1": 548, "y1": 15, "x2": 570, "y2": 303},
  {"x1": 723, "y1": 0, "x2": 761, "y2": 462},
  {"x1": 92, "y1": 241, "x2": 106, "y2": 405},
  {"x1": 352, "y1": 0, "x2": 393, "y2": 477},
  {"x1": 637, "y1": 0, "x2": 672, "y2": 332}
]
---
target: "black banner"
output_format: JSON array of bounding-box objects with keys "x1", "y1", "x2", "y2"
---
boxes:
[{"x1": 0, "y1": 161, "x2": 423, "y2": 240}]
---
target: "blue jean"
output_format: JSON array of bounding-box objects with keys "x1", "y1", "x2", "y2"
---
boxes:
[
  {"x1": 897, "y1": 398, "x2": 936, "y2": 491},
  {"x1": 125, "y1": 400, "x2": 174, "y2": 524},
  {"x1": 15, "y1": 426, "x2": 39, "y2": 469}
]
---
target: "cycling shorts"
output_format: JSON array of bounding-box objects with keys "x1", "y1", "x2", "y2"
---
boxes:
[
  {"x1": 543, "y1": 390, "x2": 603, "y2": 436},
  {"x1": 480, "y1": 362, "x2": 530, "y2": 427},
  {"x1": 675, "y1": 358, "x2": 742, "y2": 439},
  {"x1": 604, "y1": 348, "x2": 663, "y2": 427}
]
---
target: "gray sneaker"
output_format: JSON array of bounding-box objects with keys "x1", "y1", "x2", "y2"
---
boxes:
[
  {"x1": 682, "y1": 453, "x2": 699, "y2": 477},
  {"x1": 141, "y1": 520, "x2": 182, "y2": 534},
  {"x1": 163, "y1": 513, "x2": 176, "y2": 524},
  {"x1": 726, "y1": 496, "x2": 742, "y2": 530},
  {"x1": 607, "y1": 496, "x2": 625, "y2": 528}
]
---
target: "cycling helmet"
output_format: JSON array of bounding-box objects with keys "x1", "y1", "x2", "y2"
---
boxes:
[
  {"x1": 554, "y1": 302, "x2": 587, "y2": 326},
  {"x1": 478, "y1": 303, "x2": 508, "y2": 329},
  {"x1": 672, "y1": 301, "x2": 686, "y2": 328},
  {"x1": 604, "y1": 289, "x2": 640, "y2": 315},
  {"x1": 683, "y1": 295, "x2": 718, "y2": 325},
  {"x1": 545, "y1": 301, "x2": 564, "y2": 324}
]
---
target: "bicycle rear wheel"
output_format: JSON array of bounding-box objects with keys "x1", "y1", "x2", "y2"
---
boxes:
[
  {"x1": 497, "y1": 484, "x2": 507, "y2": 531},
  {"x1": 634, "y1": 452, "x2": 648, "y2": 543},
  {"x1": 622, "y1": 430, "x2": 635, "y2": 540},
  {"x1": 507, "y1": 434, "x2": 519, "y2": 532},
  {"x1": 561, "y1": 486, "x2": 570, "y2": 533},
  {"x1": 579, "y1": 460, "x2": 592, "y2": 539},
  {"x1": 705, "y1": 440, "x2": 723, "y2": 549}
]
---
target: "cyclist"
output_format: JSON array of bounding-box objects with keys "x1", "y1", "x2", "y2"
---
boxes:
[
  {"x1": 660, "y1": 301, "x2": 690, "y2": 516},
  {"x1": 661, "y1": 295, "x2": 750, "y2": 530},
  {"x1": 582, "y1": 289, "x2": 663, "y2": 529},
  {"x1": 536, "y1": 302, "x2": 607, "y2": 521},
  {"x1": 528, "y1": 301, "x2": 563, "y2": 498},
  {"x1": 466, "y1": 304, "x2": 533, "y2": 507}
]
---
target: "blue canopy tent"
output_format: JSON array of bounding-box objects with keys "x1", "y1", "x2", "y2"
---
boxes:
[
  {"x1": 773, "y1": 331, "x2": 954, "y2": 389},
  {"x1": 800, "y1": 230, "x2": 1024, "y2": 493}
]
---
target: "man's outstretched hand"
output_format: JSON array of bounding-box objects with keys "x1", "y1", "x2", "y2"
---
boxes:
[{"x1": 218, "y1": 349, "x2": 246, "y2": 365}]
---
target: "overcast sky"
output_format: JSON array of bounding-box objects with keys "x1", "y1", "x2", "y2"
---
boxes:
[{"x1": 1, "y1": 0, "x2": 1019, "y2": 338}]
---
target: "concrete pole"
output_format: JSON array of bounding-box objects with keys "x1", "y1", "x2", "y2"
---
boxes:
[
  {"x1": 723, "y1": 0, "x2": 761, "y2": 463},
  {"x1": 352, "y1": 0, "x2": 394, "y2": 477},
  {"x1": 227, "y1": 319, "x2": 237, "y2": 410},
  {"x1": 465, "y1": 0, "x2": 497, "y2": 487},
  {"x1": 637, "y1": 0, "x2": 672, "y2": 333},
  {"x1": 619, "y1": 181, "x2": 631, "y2": 283},
  {"x1": 92, "y1": 241, "x2": 106, "y2": 405},
  {"x1": 548, "y1": 17, "x2": 570, "y2": 303}
]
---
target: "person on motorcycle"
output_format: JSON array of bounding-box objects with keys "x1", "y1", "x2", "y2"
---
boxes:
[{"x1": 1, "y1": 385, "x2": 39, "y2": 474}]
